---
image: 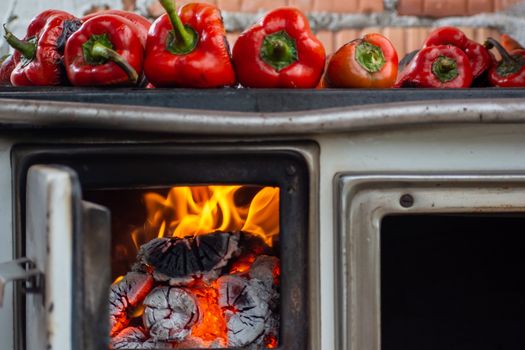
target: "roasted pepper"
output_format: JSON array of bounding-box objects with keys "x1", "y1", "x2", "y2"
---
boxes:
[
  {"x1": 396, "y1": 45, "x2": 473, "y2": 88},
  {"x1": 232, "y1": 7, "x2": 325, "y2": 88},
  {"x1": 82, "y1": 10, "x2": 150, "y2": 48},
  {"x1": 485, "y1": 37, "x2": 525, "y2": 87},
  {"x1": 501, "y1": 34, "x2": 524, "y2": 52},
  {"x1": 0, "y1": 54, "x2": 16, "y2": 85},
  {"x1": 424, "y1": 26, "x2": 491, "y2": 80},
  {"x1": 3, "y1": 10, "x2": 80, "y2": 86},
  {"x1": 326, "y1": 33, "x2": 398, "y2": 88},
  {"x1": 144, "y1": 0, "x2": 235, "y2": 88},
  {"x1": 64, "y1": 14, "x2": 143, "y2": 86}
]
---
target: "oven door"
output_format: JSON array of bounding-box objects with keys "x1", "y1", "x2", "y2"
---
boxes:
[
  {"x1": 24, "y1": 165, "x2": 110, "y2": 350},
  {"x1": 336, "y1": 174, "x2": 525, "y2": 350}
]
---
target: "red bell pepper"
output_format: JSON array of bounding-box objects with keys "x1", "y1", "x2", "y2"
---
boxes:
[
  {"x1": 232, "y1": 7, "x2": 325, "y2": 88},
  {"x1": 144, "y1": 0, "x2": 235, "y2": 88},
  {"x1": 326, "y1": 33, "x2": 398, "y2": 88},
  {"x1": 64, "y1": 14, "x2": 143, "y2": 86},
  {"x1": 396, "y1": 45, "x2": 473, "y2": 88},
  {"x1": 424, "y1": 26, "x2": 491, "y2": 80},
  {"x1": 485, "y1": 38, "x2": 525, "y2": 87},
  {"x1": 0, "y1": 54, "x2": 16, "y2": 85},
  {"x1": 82, "y1": 10, "x2": 150, "y2": 48},
  {"x1": 3, "y1": 10, "x2": 80, "y2": 86}
]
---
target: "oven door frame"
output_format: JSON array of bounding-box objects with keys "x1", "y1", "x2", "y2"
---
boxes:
[
  {"x1": 12, "y1": 142, "x2": 321, "y2": 350},
  {"x1": 335, "y1": 174, "x2": 525, "y2": 350}
]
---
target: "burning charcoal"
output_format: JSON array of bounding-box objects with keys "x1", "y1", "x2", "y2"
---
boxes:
[
  {"x1": 110, "y1": 272, "x2": 154, "y2": 336},
  {"x1": 134, "y1": 231, "x2": 240, "y2": 283},
  {"x1": 173, "y1": 336, "x2": 226, "y2": 349},
  {"x1": 111, "y1": 327, "x2": 174, "y2": 349},
  {"x1": 143, "y1": 286, "x2": 199, "y2": 342},
  {"x1": 217, "y1": 275, "x2": 277, "y2": 347},
  {"x1": 249, "y1": 255, "x2": 280, "y2": 289}
]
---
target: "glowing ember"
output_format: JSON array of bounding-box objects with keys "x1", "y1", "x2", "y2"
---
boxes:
[
  {"x1": 188, "y1": 280, "x2": 227, "y2": 343},
  {"x1": 265, "y1": 335, "x2": 279, "y2": 348}
]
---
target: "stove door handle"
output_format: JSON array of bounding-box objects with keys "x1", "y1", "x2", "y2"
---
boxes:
[{"x1": 0, "y1": 257, "x2": 43, "y2": 307}]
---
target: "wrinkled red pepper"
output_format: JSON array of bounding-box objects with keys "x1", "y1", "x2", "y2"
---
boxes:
[
  {"x1": 0, "y1": 54, "x2": 16, "y2": 85},
  {"x1": 396, "y1": 45, "x2": 473, "y2": 88},
  {"x1": 144, "y1": 0, "x2": 235, "y2": 88},
  {"x1": 485, "y1": 37, "x2": 525, "y2": 87},
  {"x1": 82, "y1": 10, "x2": 150, "y2": 48},
  {"x1": 232, "y1": 7, "x2": 325, "y2": 88},
  {"x1": 424, "y1": 26, "x2": 491, "y2": 80},
  {"x1": 326, "y1": 33, "x2": 398, "y2": 88},
  {"x1": 3, "y1": 10, "x2": 80, "y2": 86},
  {"x1": 64, "y1": 14, "x2": 143, "y2": 86}
]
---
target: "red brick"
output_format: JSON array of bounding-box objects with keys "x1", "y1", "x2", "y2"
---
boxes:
[
  {"x1": 404, "y1": 27, "x2": 430, "y2": 54},
  {"x1": 332, "y1": 0, "x2": 359, "y2": 12},
  {"x1": 240, "y1": 0, "x2": 287, "y2": 12},
  {"x1": 423, "y1": 0, "x2": 468, "y2": 17},
  {"x1": 358, "y1": 0, "x2": 384, "y2": 13},
  {"x1": 334, "y1": 29, "x2": 361, "y2": 50},
  {"x1": 312, "y1": 0, "x2": 334, "y2": 11},
  {"x1": 467, "y1": 0, "x2": 494, "y2": 14},
  {"x1": 397, "y1": 0, "x2": 424, "y2": 16},
  {"x1": 217, "y1": 0, "x2": 242, "y2": 11},
  {"x1": 316, "y1": 31, "x2": 335, "y2": 54},
  {"x1": 288, "y1": 0, "x2": 313, "y2": 12}
]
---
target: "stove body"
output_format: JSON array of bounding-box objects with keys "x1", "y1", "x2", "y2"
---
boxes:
[{"x1": 0, "y1": 94, "x2": 525, "y2": 350}]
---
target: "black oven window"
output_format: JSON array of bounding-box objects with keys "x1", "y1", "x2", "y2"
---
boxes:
[{"x1": 381, "y1": 214, "x2": 525, "y2": 350}]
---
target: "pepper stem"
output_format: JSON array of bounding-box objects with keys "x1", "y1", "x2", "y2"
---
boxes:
[
  {"x1": 91, "y1": 42, "x2": 139, "y2": 84},
  {"x1": 160, "y1": 0, "x2": 198, "y2": 55},
  {"x1": 485, "y1": 37, "x2": 525, "y2": 77},
  {"x1": 260, "y1": 31, "x2": 298, "y2": 71},
  {"x1": 3, "y1": 24, "x2": 36, "y2": 59},
  {"x1": 355, "y1": 41, "x2": 386, "y2": 73},
  {"x1": 431, "y1": 55, "x2": 459, "y2": 83}
]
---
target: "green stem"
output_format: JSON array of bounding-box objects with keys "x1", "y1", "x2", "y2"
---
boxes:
[
  {"x1": 160, "y1": 0, "x2": 197, "y2": 54},
  {"x1": 260, "y1": 31, "x2": 298, "y2": 71},
  {"x1": 355, "y1": 41, "x2": 386, "y2": 73},
  {"x1": 431, "y1": 56, "x2": 458, "y2": 83},
  {"x1": 91, "y1": 42, "x2": 138, "y2": 84},
  {"x1": 485, "y1": 37, "x2": 525, "y2": 77},
  {"x1": 3, "y1": 24, "x2": 36, "y2": 59}
]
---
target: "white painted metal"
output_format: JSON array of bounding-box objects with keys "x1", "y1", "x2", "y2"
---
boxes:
[
  {"x1": 0, "y1": 121, "x2": 525, "y2": 349},
  {"x1": 26, "y1": 165, "x2": 73, "y2": 350}
]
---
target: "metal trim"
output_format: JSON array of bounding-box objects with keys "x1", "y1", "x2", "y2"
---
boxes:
[
  {"x1": 0, "y1": 98, "x2": 525, "y2": 135},
  {"x1": 335, "y1": 174, "x2": 525, "y2": 350}
]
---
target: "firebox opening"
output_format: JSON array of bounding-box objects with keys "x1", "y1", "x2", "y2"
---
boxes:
[
  {"x1": 85, "y1": 185, "x2": 280, "y2": 349},
  {"x1": 380, "y1": 214, "x2": 525, "y2": 350}
]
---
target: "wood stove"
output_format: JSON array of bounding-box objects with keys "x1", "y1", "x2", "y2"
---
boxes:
[{"x1": 0, "y1": 90, "x2": 524, "y2": 350}]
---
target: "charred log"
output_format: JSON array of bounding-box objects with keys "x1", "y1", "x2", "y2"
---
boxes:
[
  {"x1": 110, "y1": 272, "x2": 154, "y2": 336},
  {"x1": 249, "y1": 255, "x2": 280, "y2": 289},
  {"x1": 134, "y1": 231, "x2": 240, "y2": 283},
  {"x1": 217, "y1": 275, "x2": 278, "y2": 347},
  {"x1": 111, "y1": 327, "x2": 174, "y2": 349},
  {"x1": 143, "y1": 286, "x2": 199, "y2": 342}
]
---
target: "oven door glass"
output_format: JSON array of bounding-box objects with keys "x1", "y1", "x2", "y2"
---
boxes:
[{"x1": 25, "y1": 165, "x2": 110, "y2": 350}]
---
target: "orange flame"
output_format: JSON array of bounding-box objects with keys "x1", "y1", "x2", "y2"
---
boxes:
[{"x1": 142, "y1": 186, "x2": 279, "y2": 246}]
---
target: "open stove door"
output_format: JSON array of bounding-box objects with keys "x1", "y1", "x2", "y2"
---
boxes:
[{"x1": 25, "y1": 165, "x2": 110, "y2": 350}]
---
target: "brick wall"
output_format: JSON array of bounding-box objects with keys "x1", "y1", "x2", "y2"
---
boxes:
[
  {"x1": 139, "y1": 0, "x2": 524, "y2": 58},
  {"x1": 1, "y1": 0, "x2": 524, "y2": 57}
]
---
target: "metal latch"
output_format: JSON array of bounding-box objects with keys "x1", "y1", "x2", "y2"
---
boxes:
[{"x1": 0, "y1": 258, "x2": 42, "y2": 307}]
